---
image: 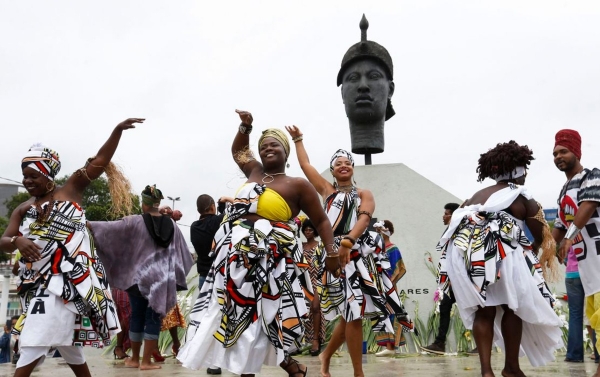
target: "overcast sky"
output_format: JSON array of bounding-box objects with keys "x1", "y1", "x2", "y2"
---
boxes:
[{"x1": 1, "y1": 1, "x2": 599, "y2": 237}]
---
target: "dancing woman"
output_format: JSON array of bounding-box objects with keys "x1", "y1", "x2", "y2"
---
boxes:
[
  {"x1": 286, "y1": 125, "x2": 412, "y2": 377},
  {"x1": 437, "y1": 141, "x2": 562, "y2": 377},
  {"x1": 89, "y1": 184, "x2": 194, "y2": 370},
  {"x1": 0, "y1": 118, "x2": 143, "y2": 377},
  {"x1": 177, "y1": 110, "x2": 340, "y2": 377}
]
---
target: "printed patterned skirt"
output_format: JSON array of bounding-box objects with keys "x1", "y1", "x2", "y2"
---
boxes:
[
  {"x1": 438, "y1": 211, "x2": 563, "y2": 366},
  {"x1": 302, "y1": 245, "x2": 326, "y2": 344},
  {"x1": 316, "y1": 231, "x2": 413, "y2": 335},
  {"x1": 177, "y1": 218, "x2": 310, "y2": 374}
]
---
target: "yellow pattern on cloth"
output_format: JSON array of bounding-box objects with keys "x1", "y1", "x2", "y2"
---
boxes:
[
  {"x1": 256, "y1": 188, "x2": 292, "y2": 221},
  {"x1": 586, "y1": 292, "x2": 600, "y2": 351}
]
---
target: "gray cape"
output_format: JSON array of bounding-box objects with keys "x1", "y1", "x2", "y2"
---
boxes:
[{"x1": 90, "y1": 215, "x2": 194, "y2": 316}]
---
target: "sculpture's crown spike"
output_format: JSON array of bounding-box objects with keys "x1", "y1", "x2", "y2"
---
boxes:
[{"x1": 360, "y1": 14, "x2": 369, "y2": 41}]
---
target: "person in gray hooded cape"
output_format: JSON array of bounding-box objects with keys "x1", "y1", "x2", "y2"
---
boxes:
[{"x1": 89, "y1": 184, "x2": 193, "y2": 370}]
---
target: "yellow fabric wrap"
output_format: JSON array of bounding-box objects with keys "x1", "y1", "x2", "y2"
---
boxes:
[
  {"x1": 256, "y1": 188, "x2": 292, "y2": 221},
  {"x1": 587, "y1": 293, "x2": 600, "y2": 352}
]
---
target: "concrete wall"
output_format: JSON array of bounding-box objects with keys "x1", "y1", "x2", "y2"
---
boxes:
[{"x1": 341, "y1": 163, "x2": 463, "y2": 321}]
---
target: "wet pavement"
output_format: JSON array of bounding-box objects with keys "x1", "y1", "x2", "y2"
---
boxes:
[{"x1": 0, "y1": 349, "x2": 597, "y2": 377}]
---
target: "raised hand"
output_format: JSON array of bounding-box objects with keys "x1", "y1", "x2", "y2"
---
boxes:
[
  {"x1": 116, "y1": 118, "x2": 145, "y2": 131},
  {"x1": 285, "y1": 125, "x2": 303, "y2": 139},
  {"x1": 235, "y1": 109, "x2": 253, "y2": 126}
]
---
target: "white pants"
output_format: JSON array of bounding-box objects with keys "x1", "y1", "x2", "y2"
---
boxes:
[{"x1": 16, "y1": 346, "x2": 85, "y2": 368}]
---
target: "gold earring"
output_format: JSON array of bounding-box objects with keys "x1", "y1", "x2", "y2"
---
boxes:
[{"x1": 46, "y1": 181, "x2": 56, "y2": 192}]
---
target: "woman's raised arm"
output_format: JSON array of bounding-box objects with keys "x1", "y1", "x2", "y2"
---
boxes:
[
  {"x1": 286, "y1": 125, "x2": 333, "y2": 198},
  {"x1": 232, "y1": 109, "x2": 261, "y2": 178},
  {"x1": 68, "y1": 118, "x2": 143, "y2": 192}
]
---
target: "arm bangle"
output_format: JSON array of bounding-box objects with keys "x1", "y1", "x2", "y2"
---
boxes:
[
  {"x1": 340, "y1": 239, "x2": 354, "y2": 249},
  {"x1": 239, "y1": 123, "x2": 253, "y2": 135},
  {"x1": 342, "y1": 235, "x2": 356, "y2": 243},
  {"x1": 292, "y1": 135, "x2": 303, "y2": 143},
  {"x1": 357, "y1": 210, "x2": 372, "y2": 220},
  {"x1": 565, "y1": 223, "x2": 582, "y2": 241}
]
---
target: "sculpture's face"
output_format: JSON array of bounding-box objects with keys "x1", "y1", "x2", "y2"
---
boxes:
[{"x1": 341, "y1": 59, "x2": 394, "y2": 123}]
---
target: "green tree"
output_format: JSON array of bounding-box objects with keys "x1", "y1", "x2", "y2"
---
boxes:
[
  {"x1": 54, "y1": 175, "x2": 141, "y2": 220},
  {"x1": 0, "y1": 216, "x2": 8, "y2": 261},
  {"x1": 4, "y1": 191, "x2": 31, "y2": 218}
]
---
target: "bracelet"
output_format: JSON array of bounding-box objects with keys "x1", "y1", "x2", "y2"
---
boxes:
[
  {"x1": 10, "y1": 235, "x2": 19, "y2": 245},
  {"x1": 357, "y1": 210, "x2": 372, "y2": 220},
  {"x1": 292, "y1": 135, "x2": 303, "y2": 143},
  {"x1": 342, "y1": 235, "x2": 356, "y2": 243},
  {"x1": 340, "y1": 238, "x2": 354, "y2": 249},
  {"x1": 239, "y1": 123, "x2": 253, "y2": 135},
  {"x1": 326, "y1": 253, "x2": 340, "y2": 258},
  {"x1": 565, "y1": 223, "x2": 582, "y2": 241}
]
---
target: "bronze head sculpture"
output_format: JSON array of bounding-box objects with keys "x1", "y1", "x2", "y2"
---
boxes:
[{"x1": 338, "y1": 14, "x2": 395, "y2": 159}]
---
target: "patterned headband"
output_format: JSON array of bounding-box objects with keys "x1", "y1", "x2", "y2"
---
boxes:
[
  {"x1": 373, "y1": 221, "x2": 391, "y2": 236},
  {"x1": 21, "y1": 143, "x2": 61, "y2": 181},
  {"x1": 492, "y1": 166, "x2": 527, "y2": 183},
  {"x1": 329, "y1": 149, "x2": 354, "y2": 172}
]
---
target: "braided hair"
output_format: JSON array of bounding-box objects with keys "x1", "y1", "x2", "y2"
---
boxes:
[{"x1": 476, "y1": 140, "x2": 534, "y2": 182}]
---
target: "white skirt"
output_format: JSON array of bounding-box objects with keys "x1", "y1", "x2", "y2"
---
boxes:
[
  {"x1": 176, "y1": 292, "x2": 280, "y2": 374},
  {"x1": 446, "y1": 242, "x2": 563, "y2": 367}
]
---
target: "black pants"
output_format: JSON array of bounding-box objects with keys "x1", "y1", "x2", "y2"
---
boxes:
[{"x1": 434, "y1": 286, "x2": 456, "y2": 344}]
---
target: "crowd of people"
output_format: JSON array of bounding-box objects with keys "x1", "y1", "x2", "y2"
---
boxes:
[
  {"x1": 0, "y1": 112, "x2": 598, "y2": 377},
  {"x1": 0, "y1": 93, "x2": 598, "y2": 377}
]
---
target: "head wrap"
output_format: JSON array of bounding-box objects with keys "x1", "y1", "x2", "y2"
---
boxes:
[
  {"x1": 373, "y1": 220, "x2": 391, "y2": 237},
  {"x1": 258, "y1": 129, "x2": 290, "y2": 158},
  {"x1": 141, "y1": 184, "x2": 164, "y2": 208},
  {"x1": 330, "y1": 149, "x2": 355, "y2": 173},
  {"x1": 492, "y1": 166, "x2": 527, "y2": 183},
  {"x1": 21, "y1": 143, "x2": 61, "y2": 181},
  {"x1": 555, "y1": 129, "x2": 582, "y2": 160}
]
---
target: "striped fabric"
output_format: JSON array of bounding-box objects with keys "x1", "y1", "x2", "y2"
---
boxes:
[
  {"x1": 184, "y1": 182, "x2": 310, "y2": 354},
  {"x1": 13, "y1": 200, "x2": 119, "y2": 347},
  {"x1": 555, "y1": 167, "x2": 600, "y2": 295},
  {"x1": 317, "y1": 190, "x2": 413, "y2": 334},
  {"x1": 437, "y1": 186, "x2": 555, "y2": 308}
]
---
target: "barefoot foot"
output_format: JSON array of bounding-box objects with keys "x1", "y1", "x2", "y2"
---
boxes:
[
  {"x1": 140, "y1": 362, "x2": 162, "y2": 370},
  {"x1": 124, "y1": 357, "x2": 140, "y2": 368},
  {"x1": 319, "y1": 353, "x2": 331, "y2": 377}
]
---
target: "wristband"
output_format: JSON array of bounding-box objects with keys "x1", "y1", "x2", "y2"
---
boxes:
[
  {"x1": 292, "y1": 135, "x2": 303, "y2": 143},
  {"x1": 239, "y1": 123, "x2": 253, "y2": 135},
  {"x1": 565, "y1": 223, "x2": 581, "y2": 241},
  {"x1": 10, "y1": 235, "x2": 20, "y2": 245}
]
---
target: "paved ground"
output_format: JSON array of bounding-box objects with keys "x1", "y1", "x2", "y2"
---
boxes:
[{"x1": 0, "y1": 349, "x2": 597, "y2": 377}]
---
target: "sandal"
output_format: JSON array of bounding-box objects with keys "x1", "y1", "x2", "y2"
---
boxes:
[
  {"x1": 151, "y1": 350, "x2": 165, "y2": 362},
  {"x1": 280, "y1": 356, "x2": 308, "y2": 377},
  {"x1": 113, "y1": 346, "x2": 129, "y2": 360},
  {"x1": 310, "y1": 340, "x2": 322, "y2": 356}
]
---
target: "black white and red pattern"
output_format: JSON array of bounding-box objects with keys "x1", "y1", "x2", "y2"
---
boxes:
[
  {"x1": 317, "y1": 189, "x2": 413, "y2": 334},
  {"x1": 13, "y1": 200, "x2": 119, "y2": 347},
  {"x1": 178, "y1": 183, "x2": 311, "y2": 374}
]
